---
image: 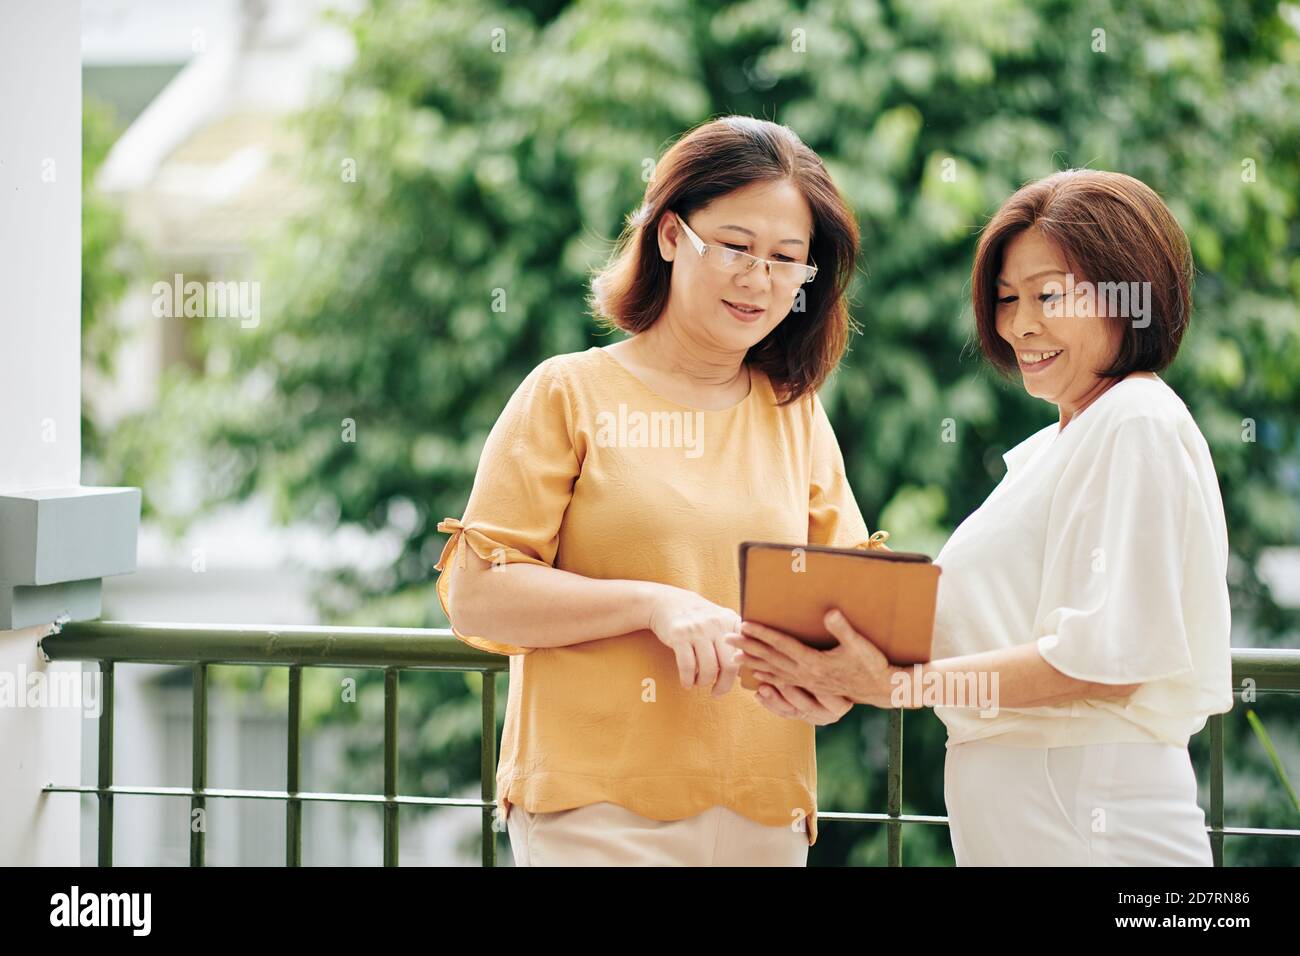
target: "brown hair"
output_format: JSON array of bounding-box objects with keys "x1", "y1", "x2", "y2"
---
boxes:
[
  {"x1": 590, "y1": 116, "x2": 860, "y2": 405},
  {"x1": 971, "y1": 169, "x2": 1193, "y2": 377}
]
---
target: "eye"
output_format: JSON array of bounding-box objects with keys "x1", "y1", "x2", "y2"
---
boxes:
[
  {"x1": 1039, "y1": 292, "x2": 1062, "y2": 303},
  {"x1": 722, "y1": 242, "x2": 796, "y2": 263},
  {"x1": 996, "y1": 295, "x2": 1017, "y2": 305}
]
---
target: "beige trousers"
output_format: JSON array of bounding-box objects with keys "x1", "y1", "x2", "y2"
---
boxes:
[{"x1": 506, "y1": 801, "x2": 809, "y2": 867}]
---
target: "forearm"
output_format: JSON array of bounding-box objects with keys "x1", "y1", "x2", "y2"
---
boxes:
[
  {"x1": 447, "y1": 551, "x2": 671, "y2": 649},
  {"x1": 899, "y1": 643, "x2": 1140, "y2": 709}
]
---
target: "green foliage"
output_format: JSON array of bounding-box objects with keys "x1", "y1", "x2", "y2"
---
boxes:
[
  {"x1": 1246, "y1": 709, "x2": 1300, "y2": 815},
  {"x1": 81, "y1": 95, "x2": 136, "y2": 464},
  {"x1": 97, "y1": 0, "x2": 1300, "y2": 864}
]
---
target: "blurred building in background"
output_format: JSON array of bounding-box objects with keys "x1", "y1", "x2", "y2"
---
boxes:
[{"x1": 79, "y1": 0, "x2": 482, "y2": 866}]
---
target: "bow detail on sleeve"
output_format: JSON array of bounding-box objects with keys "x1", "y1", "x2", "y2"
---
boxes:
[
  {"x1": 435, "y1": 517, "x2": 469, "y2": 571},
  {"x1": 862, "y1": 529, "x2": 891, "y2": 551}
]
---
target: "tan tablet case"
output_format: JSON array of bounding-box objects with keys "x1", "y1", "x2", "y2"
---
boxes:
[{"x1": 738, "y1": 541, "x2": 941, "y2": 691}]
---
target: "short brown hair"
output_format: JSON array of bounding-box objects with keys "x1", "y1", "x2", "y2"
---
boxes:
[
  {"x1": 971, "y1": 169, "x2": 1193, "y2": 377},
  {"x1": 590, "y1": 116, "x2": 860, "y2": 405}
]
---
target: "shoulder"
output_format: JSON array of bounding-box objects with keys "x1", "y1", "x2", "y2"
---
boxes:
[
  {"x1": 800, "y1": 387, "x2": 841, "y2": 442},
  {"x1": 1081, "y1": 376, "x2": 1207, "y2": 458},
  {"x1": 509, "y1": 347, "x2": 615, "y2": 404},
  {"x1": 488, "y1": 351, "x2": 609, "y2": 443},
  {"x1": 526, "y1": 347, "x2": 606, "y2": 384},
  {"x1": 1093, "y1": 374, "x2": 1189, "y2": 426},
  {"x1": 1063, "y1": 376, "x2": 1217, "y2": 497}
]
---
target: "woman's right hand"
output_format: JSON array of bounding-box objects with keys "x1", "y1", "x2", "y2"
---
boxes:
[{"x1": 647, "y1": 587, "x2": 743, "y2": 697}]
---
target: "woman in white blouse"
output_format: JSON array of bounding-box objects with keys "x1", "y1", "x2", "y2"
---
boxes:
[{"x1": 729, "y1": 169, "x2": 1234, "y2": 866}]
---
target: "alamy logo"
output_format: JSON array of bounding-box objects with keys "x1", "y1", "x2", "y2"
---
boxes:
[
  {"x1": 49, "y1": 886, "x2": 151, "y2": 936},
  {"x1": 1042, "y1": 273, "x2": 1151, "y2": 328},
  {"x1": 0, "y1": 664, "x2": 102, "y2": 718},
  {"x1": 594, "y1": 404, "x2": 705, "y2": 459},
  {"x1": 152, "y1": 273, "x2": 260, "y2": 328},
  {"x1": 890, "y1": 664, "x2": 1000, "y2": 717}
]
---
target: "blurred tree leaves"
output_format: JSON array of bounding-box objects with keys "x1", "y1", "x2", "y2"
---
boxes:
[{"x1": 81, "y1": 95, "x2": 136, "y2": 465}]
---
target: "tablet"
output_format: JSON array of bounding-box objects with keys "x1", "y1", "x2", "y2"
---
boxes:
[{"x1": 737, "y1": 541, "x2": 941, "y2": 691}]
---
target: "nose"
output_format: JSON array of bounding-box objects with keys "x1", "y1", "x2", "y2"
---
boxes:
[
  {"x1": 734, "y1": 258, "x2": 772, "y2": 296},
  {"x1": 1008, "y1": 295, "x2": 1044, "y2": 339}
]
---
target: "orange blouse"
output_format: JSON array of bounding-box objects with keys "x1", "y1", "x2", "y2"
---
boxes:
[{"x1": 435, "y1": 346, "x2": 874, "y2": 845}]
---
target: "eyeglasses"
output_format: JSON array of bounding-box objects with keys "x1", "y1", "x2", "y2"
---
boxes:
[{"x1": 674, "y1": 213, "x2": 818, "y2": 288}]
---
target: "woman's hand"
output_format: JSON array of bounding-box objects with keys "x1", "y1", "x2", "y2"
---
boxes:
[
  {"x1": 750, "y1": 683, "x2": 854, "y2": 725},
  {"x1": 648, "y1": 587, "x2": 743, "y2": 697},
  {"x1": 727, "y1": 609, "x2": 901, "y2": 708}
]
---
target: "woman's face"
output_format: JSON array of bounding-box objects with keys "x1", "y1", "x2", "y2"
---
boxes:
[
  {"x1": 995, "y1": 226, "x2": 1123, "y2": 410},
  {"x1": 658, "y1": 179, "x2": 814, "y2": 353}
]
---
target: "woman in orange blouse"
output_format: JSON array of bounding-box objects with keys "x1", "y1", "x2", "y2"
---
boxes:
[{"x1": 435, "y1": 115, "x2": 876, "y2": 866}]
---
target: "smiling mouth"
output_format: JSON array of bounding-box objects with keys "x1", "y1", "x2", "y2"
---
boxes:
[
  {"x1": 1018, "y1": 348, "x2": 1063, "y2": 371},
  {"x1": 723, "y1": 299, "x2": 765, "y2": 320}
]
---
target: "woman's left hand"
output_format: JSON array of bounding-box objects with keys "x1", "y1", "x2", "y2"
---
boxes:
[
  {"x1": 749, "y1": 683, "x2": 854, "y2": 725},
  {"x1": 727, "y1": 609, "x2": 901, "y2": 710}
]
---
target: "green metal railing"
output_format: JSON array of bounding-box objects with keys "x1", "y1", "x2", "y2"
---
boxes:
[
  {"x1": 40, "y1": 622, "x2": 1300, "y2": 866},
  {"x1": 41, "y1": 621, "x2": 505, "y2": 867}
]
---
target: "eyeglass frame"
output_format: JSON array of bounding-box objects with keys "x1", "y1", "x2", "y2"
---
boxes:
[{"x1": 672, "y1": 212, "x2": 819, "y2": 287}]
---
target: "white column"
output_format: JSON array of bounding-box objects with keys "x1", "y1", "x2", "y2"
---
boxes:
[{"x1": 0, "y1": 0, "x2": 84, "y2": 866}]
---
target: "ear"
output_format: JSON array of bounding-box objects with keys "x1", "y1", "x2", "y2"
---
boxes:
[{"x1": 656, "y1": 212, "x2": 680, "y2": 263}]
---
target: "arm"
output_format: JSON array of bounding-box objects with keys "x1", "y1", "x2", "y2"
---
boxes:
[
  {"x1": 447, "y1": 544, "x2": 663, "y2": 649},
  {"x1": 435, "y1": 358, "x2": 644, "y2": 654},
  {"x1": 443, "y1": 509, "x2": 745, "y2": 697},
  {"x1": 899, "y1": 642, "x2": 1141, "y2": 709},
  {"x1": 450, "y1": 546, "x2": 743, "y2": 693},
  {"x1": 731, "y1": 611, "x2": 1140, "y2": 713}
]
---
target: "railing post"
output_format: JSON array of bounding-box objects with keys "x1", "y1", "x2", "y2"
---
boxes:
[
  {"x1": 286, "y1": 664, "x2": 302, "y2": 866},
  {"x1": 1210, "y1": 712, "x2": 1225, "y2": 867},
  {"x1": 887, "y1": 708, "x2": 903, "y2": 866},
  {"x1": 97, "y1": 660, "x2": 114, "y2": 867},
  {"x1": 481, "y1": 669, "x2": 497, "y2": 867},
  {"x1": 191, "y1": 662, "x2": 207, "y2": 867},
  {"x1": 383, "y1": 668, "x2": 399, "y2": 866}
]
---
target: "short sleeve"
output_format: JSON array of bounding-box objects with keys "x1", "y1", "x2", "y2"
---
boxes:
[
  {"x1": 434, "y1": 359, "x2": 581, "y2": 656},
  {"x1": 807, "y1": 393, "x2": 874, "y2": 549},
  {"x1": 1033, "y1": 414, "x2": 1198, "y2": 684}
]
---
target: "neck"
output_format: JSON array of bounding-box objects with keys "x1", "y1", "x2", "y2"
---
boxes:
[
  {"x1": 634, "y1": 305, "x2": 750, "y2": 387},
  {"x1": 1057, "y1": 375, "x2": 1121, "y2": 430}
]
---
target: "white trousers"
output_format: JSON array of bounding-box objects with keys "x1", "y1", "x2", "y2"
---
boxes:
[
  {"x1": 506, "y1": 801, "x2": 809, "y2": 867},
  {"x1": 943, "y1": 739, "x2": 1213, "y2": 866}
]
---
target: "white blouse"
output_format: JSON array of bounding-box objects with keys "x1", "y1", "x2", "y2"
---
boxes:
[{"x1": 931, "y1": 374, "x2": 1234, "y2": 749}]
